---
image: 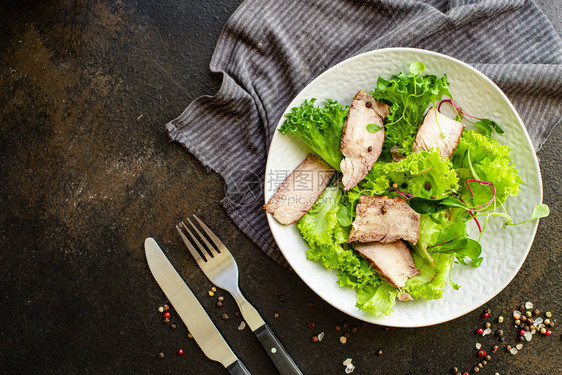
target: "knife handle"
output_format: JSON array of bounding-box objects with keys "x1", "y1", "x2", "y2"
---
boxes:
[
  {"x1": 254, "y1": 324, "x2": 303, "y2": 375},
  {"x1": 226, "y1": 360, "x2": 251, "y2": 375}
]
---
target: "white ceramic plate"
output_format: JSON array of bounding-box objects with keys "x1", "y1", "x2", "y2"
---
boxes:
[{"x1": 264, "y1": 48, "x2": 542, "y2": 327}]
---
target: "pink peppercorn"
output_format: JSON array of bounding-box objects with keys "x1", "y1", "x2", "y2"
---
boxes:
[
  {"x1": 478, "y1": 350, "x2": 486, "y2": 357},
  {"x1": 177, "y1": 349, "x2": 183, "y2": 355},
  {"x1": 476, "y1": 328, "x2": 484, "y2": 334},
  {"x1": 545, "y1": 330, "x2": 552, "y2": 336},
  {"x1": 163, "y1": 312, "x2": 170, "y2": 319},
  {"x1": 482, "y1": 312, "x2": 489, "y2": 318},
  {"x1": 519, "y1": 329, "x2": 525, "y2": 336}
]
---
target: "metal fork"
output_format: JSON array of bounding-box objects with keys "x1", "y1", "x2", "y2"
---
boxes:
[{"x1": 176, "y1": 216, "x2": 303, "y2": 375}]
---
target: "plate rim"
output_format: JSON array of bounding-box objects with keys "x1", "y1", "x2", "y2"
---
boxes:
[{"x1": 264, "y1": 47, "x2": 543, "y2": 327}]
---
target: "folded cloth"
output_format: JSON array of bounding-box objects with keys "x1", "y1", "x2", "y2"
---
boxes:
[{"x1": 167, "y1": 0, "x2": 562, "y2": 266}]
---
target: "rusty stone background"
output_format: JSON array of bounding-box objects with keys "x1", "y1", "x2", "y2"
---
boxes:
[{"x1": 0, "y1": 0, "x2": 560, "y2": 374}]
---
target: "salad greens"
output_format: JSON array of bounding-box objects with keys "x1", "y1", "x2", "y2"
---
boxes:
[
  {"x1": 279, "y1": 98, "x2": 348, "y2": 170},
  {"x1": 280, "y1": 62, "x2": 547, "y2": 317},
  {"x1": 370, "y1": 62, "x2": 451, "y2": 159}
]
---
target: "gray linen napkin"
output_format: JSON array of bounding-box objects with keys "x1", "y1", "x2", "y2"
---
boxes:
[{"x1": 167, "y1": 0, "x2": 562, "y2": 266}]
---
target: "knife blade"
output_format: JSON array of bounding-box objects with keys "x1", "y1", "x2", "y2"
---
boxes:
[{"x1": 145, "y1": 238, "x2": 251, "y2": 375}]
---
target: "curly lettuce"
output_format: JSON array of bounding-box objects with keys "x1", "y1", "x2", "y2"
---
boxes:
[
  {"x1": 279, "y1": 99, "x2": 348, "y2": 170},
  {"x1": 371, "y1": 63, "x2": 451, "y2": 158}
]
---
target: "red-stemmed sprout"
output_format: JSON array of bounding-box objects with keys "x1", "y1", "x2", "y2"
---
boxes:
[{"x1": 438, "y1": 99, "x2": 491, "y2": 127}]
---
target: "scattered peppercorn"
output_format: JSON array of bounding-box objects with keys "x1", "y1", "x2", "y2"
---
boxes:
[
  {"x1": 170, "y1": 323, "x2": 177, "y2": 330},
  {"x1": 188, "y1": 333, "x2": 193, "y2": 339},
  {"x1": 235, "y1": 312, "x2": 240, "y2": 317},
  {"x1": 211, "y1": 287, "x2": 216, "y2": 292},
  {"x1": 362, "y1": 322, "x2": 368, "y2": 328},
  {"x1": 351, "y1": 326, "x2": 358, "y2": 333},
  {"x1": 368, "y1": 146, "x2": 373, "y2": 152},
  {"x1": 163, "y1": 304, "x2": 170, "y2": 311},
  {"x1": 158, "y1": 306, "x2": 164, "y2": 313},
  {"x1": 496, "y1": 329, "x2": 504, "y2": 336},
  {"x1": 521, "y1": 316, "x2": 527, "y2": 322},
  {"x1": 524, "y1": 325, "x2": 530, "y2": 332},
  {"x1": 477, "y1": 350, "x2": 486, "y2": 357},
  {"x1": 216, "y1": 301, "x2": 223, "y2": 308},
  {"x1": 498, "y1": 316, "x2": 504, "y2": 323},
  {"x1": 515, "y1": 319, "x2": 521, "y2": 325},
  {"x1": 279, "y1": 294, "x2": 287, "y2": 302},
  {"x1": 518, "y1": 336, "x2": 525, "y2": 342},
  {"x1": 545, "y1": 311, "x2": 552, "y2": 318},
  {"x1": 365, "y1": 101, "x2": 372, "y2": 108},
  {"x1": 424, "y1": 183, "x2": 431, "y2": 190},
  {"x1": 307, "y1": 301, "x2": 314, "y2": 308},
  {"x1": 273, "y1": 312, "x2": 280, "y2": 319},
  {"x1": 334, "y1": 324, "x2": 341, "y2": 331},
  {"x1": 545, "y1": 330, "x2": 552, "y2": 336},
  {"x1": 177, "y1": 349, "x2": 183, "y2": 356},
  {"x1": 377, "y1": 349, "x2": 383, "y2": 356},
  {"x1": 342, "y1": 321, "x2": 348, "y2": 328},
  {"x1": 544, "y1": 318, "x2": 551, "y2": 325},
  {"x1": 519, "y1": 329, "x2": 526, "y2": 336},
  {"x1": 218, "y1": 296, "x2": 225, "y2": 302},
  {"x1": 340, "y1": 336, "x2": 347, "y2": 344},
  {"x1": 540, "y1": 328, "x2": 547, "y2": 334},
  {"x1": 492, "y1": 345, "x2": 499, "y2": 353},
  {"x1": 308, "y1": 321, "x2": 315, "y2": 329},
  {"x1": 163, "y1": 318, "x2": 170, "y2": 324},
  {"x1": 485, "y1": 308, "x2": 491, "y2": 314},
  {"x1": 485, "y1": 322, "x2": 491, "y2": 328},
  {"x1": 430, "y1": 195, "x2": 436, "y2": 199},
  {"x1": 549, "y1": 321, "x2": 555, "y2": 327},
  {"x1": 533, "y1": 308, "x2": 540, "y2": 316},
  {"x1": 208, "y1": 291, "x2": 215, "y2": 297},
  {"x1": 222, "y1": 313, "x2": 229, "y2": 320},
  {"x1": 519, "y1": 305, "x2": 525, "y2": 312},
  {"x1": 392, "y1": 183, "x2": 398, "y2": 189},
  {"x1": 485, "y1": 355, "x2": 491, "y2": 361},
  {"x1": 526, "y1": 311, "x2": 532, "y2": 318},
  {"x1": 482, "y1": 360, "x2": 488, "y2": 365},
  {"x1": 451, "y1": 367, "x2": 458, "y2": 373},
  {"x1": 311, "y1": 335, "x2": 319, "y2": 343},
  {"x1": 474, "y1": 366, "x2": 480, "y2": 373},
  {"x1": 483, "y1": 312, "x2": 490, "y2": 319},
  {"x1": 499, "y1": 336, "x2": 505, "y2": 342},
  {"x1": 506, "y1": 345, "x2": 512, "y2": 351},
  {"x1": 163, "y1": 312, "x2": 170, "y2": 319},
  {"x1": 476, "y1": 328, "x2": 484, "y2": 335},
  {"x1": 158, "y1": 352, "x2": 164, "y2": 359}
]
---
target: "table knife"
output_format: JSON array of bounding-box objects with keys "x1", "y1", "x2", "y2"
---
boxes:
[{"x1": 145, "y1": 237, "x2": 251, "y2": 375}]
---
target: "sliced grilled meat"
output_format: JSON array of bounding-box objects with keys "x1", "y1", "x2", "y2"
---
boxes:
[
  {"x1": 265, "y1": 154, "x2": 335, "y2": 225},
  {"x1": 347, "y1": 195, "x2": 420, "y2": 244},
  {"x1": 340, "y1": 90, "x2": 390, "y2": 190},
  {"x1": 353, "y1": 240, "x2": 420, "y2": 289},
  {"x1": 412, "y1": 107, "x2": 465, "y2": 158}
]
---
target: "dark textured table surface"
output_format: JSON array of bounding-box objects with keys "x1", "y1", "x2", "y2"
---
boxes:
[{"x1": 1, "y1": 1, "x2": 561, "y2": 374}]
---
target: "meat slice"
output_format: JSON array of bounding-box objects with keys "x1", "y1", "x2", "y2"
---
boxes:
[
  {"x1": 347, "y1": 195, "x2": 420, "y2": 244},
  {"x1": 340, "y1": 90, "x2": 390, "y2": 191},
  {"x1": 412, "y1": 107, "x2": 465, "y2": 158},
  {"x1": 353, "y1": 241, "x2": 420, "y2": 289},
  {"x1": 264, "y1": 154, "x2": 335, "y2": 225}
]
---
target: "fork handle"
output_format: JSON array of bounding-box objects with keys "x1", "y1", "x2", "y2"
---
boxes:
[
  {"x1": 226, "y1": 360, "x2": 251, "y2": 375},
  {"x1": 254, "y1": 324, "x2": 303, "y2": 375}
]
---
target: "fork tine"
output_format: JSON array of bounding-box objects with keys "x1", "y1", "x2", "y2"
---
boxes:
[
  {"x1": 186, "y1": 218, "x2": 219, "y2": 257},
  {"x1": 193, "y1": 215, "x2": 228, "y2": 253},
  {"x1": 176, "y1": 223, "x2": 208, "y2": 264}
]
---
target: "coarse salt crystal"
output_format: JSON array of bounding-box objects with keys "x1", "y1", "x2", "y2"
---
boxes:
[
  {"x1": 516, "y1": 343, "x2": 523, "y2": 350},
  {"x1": 318, "y1": 332, "x2": 325, "y2": 342},
  {"x1": 510, "y1": 348, "x2": 518, "y2": 355},
  {"x1": 539, "y1": 323, "x2": 546, "y2": 329},
  {"x1": 343, "y1": 358, "x2": 352, "y2": 366},
  {"x1": 513, "y1": 311, "x2": 522, "y2": 319},
  {"x1": 475, "y1": 343, "x2": 482, "y2": 349},
  {"x1": 483, "y1": 328, "x2": 492, "y2": 336},
  {"x1": 524, "y1": 332, "x2": 532, "y2": 341},
  {"x1": 534, "y1": 317, "x2": 543, "y2": 325},
  {"x1": 525, "y1": 302, "x2": 534, "y2": 309},
  {"x1": 345, "y1": 364, "x2": 355, "y2": 374},
  {"x1": 238, "y1": 321, "x2": 246, "y2": 331}
]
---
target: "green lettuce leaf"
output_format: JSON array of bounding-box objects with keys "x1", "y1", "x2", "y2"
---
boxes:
[
  {"x1": 297, "y1": 187, "x2": 342, "y2": 245},
  {"x1": 405, "y1": 253, "x2": 454, "y2": 300},
  {"x1": 451, "y1": 130, "x2": 523, "y2": 205},
  {"x1": 279, "y1": 99, "x2": 348, "y2": 170},
  {"x1": 356, "y1": 283, "x2": 400, "y2": 316},
  {"x1": 370, "y1": 65, "x2": 451, "y2": 158}
]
